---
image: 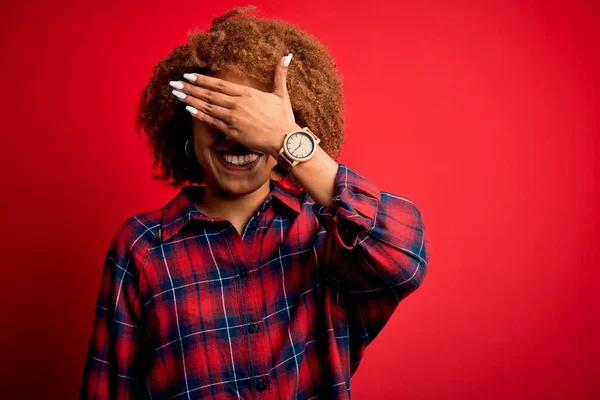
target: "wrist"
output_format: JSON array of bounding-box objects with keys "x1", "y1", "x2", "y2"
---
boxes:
[{"x1": 268, "y1": 123, "x2": 302, "y2": 159}]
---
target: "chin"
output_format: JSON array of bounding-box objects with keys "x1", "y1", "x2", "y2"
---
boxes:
[
  {"x1": 211, "y1": 168, "x2": 271, "y2": 197},
  {"x1": 204, "y1": 151, "x2": 275, "y2": 195}
]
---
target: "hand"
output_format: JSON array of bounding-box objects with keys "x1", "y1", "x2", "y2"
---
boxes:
[{"x1": 169, "y1": 54, "x2": 302, "y2": 158}]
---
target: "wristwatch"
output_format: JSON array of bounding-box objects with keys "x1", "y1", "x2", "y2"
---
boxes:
[{"x1": 274, "y1": 127, "x2": 321, "y2": 176}]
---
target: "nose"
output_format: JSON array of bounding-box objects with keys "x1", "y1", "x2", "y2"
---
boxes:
[{"x1": 217, "y1": 138, "x2": 263, "y2": 154}]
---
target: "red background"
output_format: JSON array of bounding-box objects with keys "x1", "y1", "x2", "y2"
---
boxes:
[{"x1": 1, "y1": 0, "x2": 598, "y2": 398}]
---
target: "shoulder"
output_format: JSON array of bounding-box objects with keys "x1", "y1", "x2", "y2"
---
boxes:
[{"x1": 107, "y1": 207, "x2": 163, "y2": 267}]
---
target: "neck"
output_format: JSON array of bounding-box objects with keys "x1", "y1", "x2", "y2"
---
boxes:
[{"x1": 194, "y1": 179, "x2": 272, "y2": 223}]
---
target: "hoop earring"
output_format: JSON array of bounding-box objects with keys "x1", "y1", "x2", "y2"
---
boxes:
[{"x1": 184, "y1": 140, "x2": 193, "y2": 159}]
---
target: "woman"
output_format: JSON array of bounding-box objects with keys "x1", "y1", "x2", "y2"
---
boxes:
[{"x1": 79, "y1": 5, "x2": 427, "y2": 399}]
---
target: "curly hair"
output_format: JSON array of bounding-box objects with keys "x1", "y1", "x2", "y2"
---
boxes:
[{"x1": 135, "y1": 5, "x2": 345, "y2": 189}]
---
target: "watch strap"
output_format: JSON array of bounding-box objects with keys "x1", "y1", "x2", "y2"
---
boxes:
[{"x1": 277, "y1": 150, "x2": 294, "y2": 173}]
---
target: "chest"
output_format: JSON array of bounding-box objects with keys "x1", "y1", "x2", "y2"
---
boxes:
[{"x1": 138, "y1": 212, "x2": 333, "y2": 344}]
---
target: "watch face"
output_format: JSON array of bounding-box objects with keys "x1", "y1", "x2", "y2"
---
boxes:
[{"x1": 285, "y1": 131, "x2": 315, "y2": 159}]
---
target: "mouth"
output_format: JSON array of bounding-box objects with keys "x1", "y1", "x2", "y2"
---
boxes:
[{"x1": 215, "y1": 150, "x2": 264, "y2": 170}]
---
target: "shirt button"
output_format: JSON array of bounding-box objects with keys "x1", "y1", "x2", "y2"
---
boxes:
[
  {"x1": 249, "y1": 219, "x2": 258, "y2": 229},
  {"x1": 256, "y1": 380, "x2": 267, "y2": 392},
  {"x1": 248, "y1": 323, "x2": 259, "y2": 333},
  {"x1": 239, "y1": 267, "x2": 249, "y2": 279}
]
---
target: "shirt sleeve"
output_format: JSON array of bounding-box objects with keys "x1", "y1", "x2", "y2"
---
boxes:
[
  {"x1": 312, "y1": 163, "x2": 428, "y2": 374},
  {"x1": 78, "y1": 221, "x2": 149, "y2": 399}
]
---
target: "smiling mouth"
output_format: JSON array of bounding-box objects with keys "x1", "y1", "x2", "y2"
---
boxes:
[{"x1": 216, "y1": 151, "x2": 263, "y2": 167}]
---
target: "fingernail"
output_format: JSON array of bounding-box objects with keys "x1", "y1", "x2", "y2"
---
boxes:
[
  {"x1": 183, "y1": 73, "x2": 197, "y2": 82},
  {"x1": 169, "y1": 81, "x2": 184, "y2": 89},
  {"x1": 172, "y1": 89, "x2": 186, "y2": 99},
  {"x1": 186, "y1": 105, "x2": 198, "y2": 114},
  {"x1": 283, "y1": 53, "x2": 293, "y2": 67}
]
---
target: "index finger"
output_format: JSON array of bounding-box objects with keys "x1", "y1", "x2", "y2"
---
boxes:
[{"x1": 183, "y1": 73, "x2": 249, "y2": 96}]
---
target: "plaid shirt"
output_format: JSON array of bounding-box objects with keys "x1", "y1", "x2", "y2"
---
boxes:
[{"x1": 78, "y1": 163, "x2": 427, "y2": 399}]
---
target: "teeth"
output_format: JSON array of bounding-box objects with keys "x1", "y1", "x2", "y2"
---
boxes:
[{"x1": 221, "y1": 153, "x2": 260, "y2": 165}]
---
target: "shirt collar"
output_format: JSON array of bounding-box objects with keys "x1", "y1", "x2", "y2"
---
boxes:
[{"x1": 160, "y1": 180, "x2": 302, "y2": 243}]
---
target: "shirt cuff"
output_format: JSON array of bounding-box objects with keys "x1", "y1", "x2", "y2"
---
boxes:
[{"x1": 313, "y1": 163, "x2": 380, "y2": 251}]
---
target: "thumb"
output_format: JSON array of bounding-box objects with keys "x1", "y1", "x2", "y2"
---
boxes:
[{"x1": 273, "y1": 53, "x2": 292, "y2": 98}]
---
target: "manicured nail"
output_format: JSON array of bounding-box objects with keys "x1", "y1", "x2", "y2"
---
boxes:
[
  {"x1": 183, "y1": 73, "x2": 197, "y2": 82},
  {"x1": 172, "y1": 89, "x2": 186, "y2": 99},
  {"x1": 283, "y1": 53, "x2": 293, "y2": 67},
  {"x1": 169, "y1": 81, "x2": 184, "y2": 89},
  {"x1": 186, "y1": 105, "x2": 198, "y2": 114}
]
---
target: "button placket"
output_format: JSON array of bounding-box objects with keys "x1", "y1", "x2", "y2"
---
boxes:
[
  {"x1": 227, "y1": 204, "x2": 272, "y2": 393},
  {"x1": 242, "y1": 210, "x2": 262, "y2": 240}
]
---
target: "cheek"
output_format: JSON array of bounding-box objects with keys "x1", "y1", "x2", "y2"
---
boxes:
[
  {"x1": 194, "y1": 145, "x2": 214, "y2": 168},
  {"x1": 192, "y1": 126, "x2": 219, "y2": 157},
  {"x1": 189, "y1": 141, "x2": 212, "y2": 171}
]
